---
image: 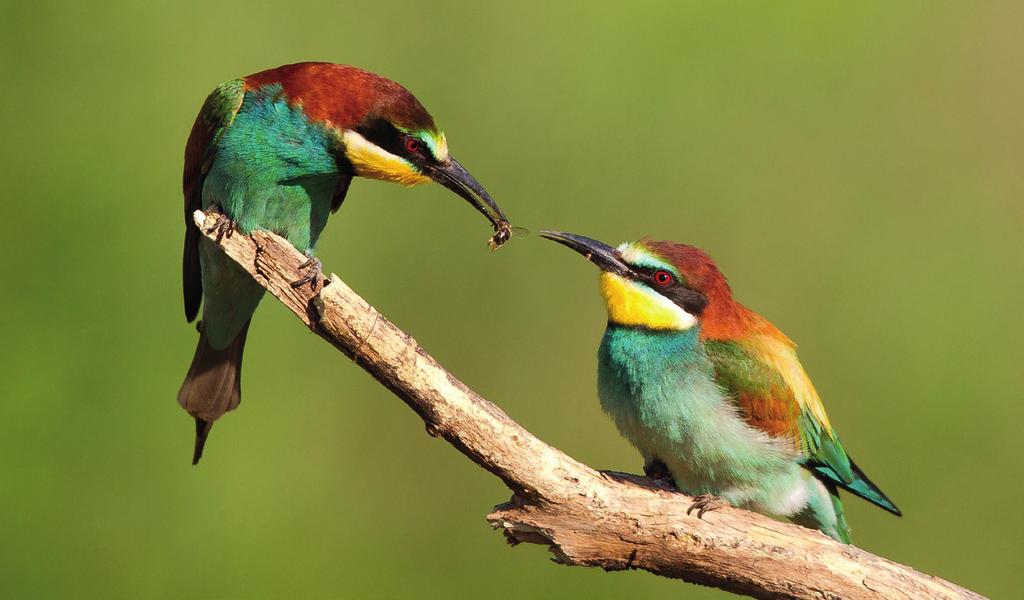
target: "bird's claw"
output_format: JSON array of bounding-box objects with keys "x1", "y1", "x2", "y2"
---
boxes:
[
  {"x1": 204, "y1": 212, "x2": 236, "y2": 244},
  {"x1": 687, "y1": 494, "x2": 728, "y2": 519},
  {"x1": 291, "y1": 255, "x2": 323, "y2": 291}
]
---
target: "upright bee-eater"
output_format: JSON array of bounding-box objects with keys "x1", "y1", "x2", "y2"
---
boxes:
[
  {"x1": 540, "y1": 231, "x2": 899, "y2": 542},
  {"x1": 180, "y1": 62, "x2": 511, "y2": 464}
]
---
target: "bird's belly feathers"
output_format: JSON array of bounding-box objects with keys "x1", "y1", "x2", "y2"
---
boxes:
[{"x1": 597, "y1": 327, "x2": 803, "y2": 511}]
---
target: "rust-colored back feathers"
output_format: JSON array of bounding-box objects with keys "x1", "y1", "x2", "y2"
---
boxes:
[{"x1": 244, "y1": 62, "x2": 437, "y2": 133}]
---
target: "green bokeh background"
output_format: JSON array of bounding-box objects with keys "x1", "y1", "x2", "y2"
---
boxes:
[{"x1": 3, "y1": 1, "x2": 1021, "y2": 597}]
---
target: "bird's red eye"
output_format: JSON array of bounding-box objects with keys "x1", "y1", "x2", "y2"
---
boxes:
[
  {"x1": 653, "y1": 270, "x2": 673, "y2": 287},
  {"x1": 405, "y1": 138, "x2": 422, "y2": 154}
]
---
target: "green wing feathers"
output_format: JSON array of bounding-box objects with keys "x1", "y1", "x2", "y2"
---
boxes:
[
  {"x1": 705, "y1": 337, "x2": 900, "y2": 516},
  {"x1": 704, "y1": 339, "x2": 803, "y2": 442},
  {"x1": 182, "y1": 79, "x2": 246, "y2": 321}
]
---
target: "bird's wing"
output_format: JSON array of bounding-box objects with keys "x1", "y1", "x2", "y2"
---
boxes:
[
  {"x1": 705, "y1": 335, "x2": 901, "y2": 515},
  {"x1": 182, "y1": 79, "x2": 246, "y2": 322}
]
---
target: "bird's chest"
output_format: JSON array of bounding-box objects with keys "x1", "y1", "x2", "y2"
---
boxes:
[
  {"x1": 598, "y1": 328, "x2": 719, "y2": 453},
  {"x1": 203, "y1": 87, "x2": 343, "y2": 251},
  {"x1": 597, "y1": 327, "x2": 775, "y2": 489}
]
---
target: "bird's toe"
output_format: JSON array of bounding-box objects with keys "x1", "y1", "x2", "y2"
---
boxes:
[
  {"x1": 204, "y1": 209, "x2": 237, "y2": 243},
  {"x1": 290, "y1": 255, "x2": 324, "y2": 291},
  {"x1": 687, "y1": 494, "x2": 728, "y2": 519}
]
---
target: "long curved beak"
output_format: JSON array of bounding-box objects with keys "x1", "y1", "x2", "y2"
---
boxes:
[
  {"x1": 539, "y1": 230, "x2": 631, "y2": 276},
  {"x1": 428, "y1": 157, "x2": 512, "y2": 248}
]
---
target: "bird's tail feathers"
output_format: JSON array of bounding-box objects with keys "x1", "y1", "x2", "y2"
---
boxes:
[
  {"x1": 840, "y1": 458, "x2": 902, "y2": 516},
  {"x1": 177, "y1": 319, "x2": 250, "y2": 464}
]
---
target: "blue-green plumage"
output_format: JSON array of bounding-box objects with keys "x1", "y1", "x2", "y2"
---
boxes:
[{"x1": 207, "y1": 84, "x2": 341, "y2": 250}]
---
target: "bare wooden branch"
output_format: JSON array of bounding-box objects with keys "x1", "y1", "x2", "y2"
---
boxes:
[{"x1": 193, "y1": 209, "x2": 983, "y2": 600}]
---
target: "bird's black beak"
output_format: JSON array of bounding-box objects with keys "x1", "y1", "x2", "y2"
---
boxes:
[
  {"x1": 427, "y1": 157, "x2": 512, "y2": 248},
  {"x1": 539, "y1": 230, "x2": 631, "y2": 276}
]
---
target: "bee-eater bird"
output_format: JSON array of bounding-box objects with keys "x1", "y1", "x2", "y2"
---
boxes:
[
  {"x1": 540, "y1": 231, "x2": 900, "y2": 542},
  {"x1": 179, "y1": 62, "x2": 512, "y2": 464}
]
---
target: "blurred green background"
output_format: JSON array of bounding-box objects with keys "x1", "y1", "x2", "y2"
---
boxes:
[{"x1": 2, "y1": 1, "x2": 1021, "y2": 598}]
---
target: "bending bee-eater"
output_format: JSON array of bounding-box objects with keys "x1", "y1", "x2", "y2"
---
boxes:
[{"x1": 180, "y1": 62, "x2": 512, "y2": 464}]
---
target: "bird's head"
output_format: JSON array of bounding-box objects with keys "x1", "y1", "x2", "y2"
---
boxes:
[
  {"x1": 245, "y1": 63, "x2": 511, "y2": 245},
  {"x1": 540, "y1": 231, "x2": 740, "y2": 334}
]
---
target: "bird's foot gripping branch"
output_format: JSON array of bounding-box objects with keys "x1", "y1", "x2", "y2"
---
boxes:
[{"x1": 192, "y1": 209, "x2": 983, "y2": 600}]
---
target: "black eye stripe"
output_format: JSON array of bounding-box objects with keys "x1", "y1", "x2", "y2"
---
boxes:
[
  {"x1": 355, "y1": 118, "x2": 404, "y2": 155},
  {"x1": 664, "y1": 287, "x2": 708, "y2": 316},
  {"x1": 355, "y1": 118, "x2": 432, "y2": 163},
  {"x1": 631, "y1": 266, "x2": 708, "y2": 316}
]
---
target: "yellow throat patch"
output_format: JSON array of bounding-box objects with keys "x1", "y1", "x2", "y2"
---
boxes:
[
  {"x1": 341, "y1": 129, "x2": 432, "y2": 186},
  {"x1": 600, "y1": 273, "x2": 697, "y2": 331}
]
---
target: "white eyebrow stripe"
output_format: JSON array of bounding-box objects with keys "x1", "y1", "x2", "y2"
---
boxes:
[{"x1": 617, "y1": 243, "x2": 681, "y2": 278}]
